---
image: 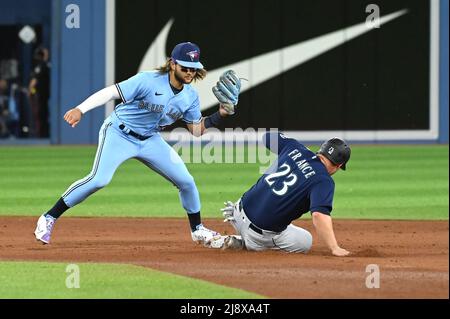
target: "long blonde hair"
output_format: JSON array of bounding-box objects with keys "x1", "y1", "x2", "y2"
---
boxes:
[{"x1": 156, "y1": 58, "x2": 207, "y2": 81}]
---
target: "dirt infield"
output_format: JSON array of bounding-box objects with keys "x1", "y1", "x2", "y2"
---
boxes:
[{"x1": 0, "y1": 217, "x2": 448, "y2": 298}]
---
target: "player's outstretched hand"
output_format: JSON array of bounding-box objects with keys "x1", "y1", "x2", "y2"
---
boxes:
[
  {"x1": 332, "y1": 247, "x2": 351, "y2": 257},
  {"x1": 64, "y1": 108, "x2": 82, "y2": 127},
  {"x1": 221, "y1": 201, "x2": 235, "y2": 222}
]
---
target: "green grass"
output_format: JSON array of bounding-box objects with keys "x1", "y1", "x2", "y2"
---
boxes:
[
  {"x1": 0, "y1": 261, "x2": 263, "y2": 299},
  {"x1": 0, "y1": 145, "x2": 448, "y2": 219}
]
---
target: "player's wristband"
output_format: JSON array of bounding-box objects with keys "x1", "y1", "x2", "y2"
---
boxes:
[{"x1": 204, "y1": 111, "x2": 224, "y2": 129}]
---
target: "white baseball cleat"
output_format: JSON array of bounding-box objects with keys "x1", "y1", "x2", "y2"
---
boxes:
[
  {"x1": 191, "y1": 224, "x2": 220, "y2": 244},
  {"x1": 207, "y1": 235, "x2": 244, "y2": 250},
  {"x1": 222, "y1": 235, "x2": 244, "y2": 250},
  {"x1": 34, "y1": 214, "x2": 56, "y2": 244},
  {"x1": 208, "y1": 235, "x2": 226, "y2": 248}
]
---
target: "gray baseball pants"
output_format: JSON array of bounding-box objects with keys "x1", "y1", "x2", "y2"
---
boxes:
[{"x1": 228, "y1": 199, "x2": 313, "y2": 253}]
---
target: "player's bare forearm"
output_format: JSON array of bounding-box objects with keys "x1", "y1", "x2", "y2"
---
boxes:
[
  {"x1": 312, "y1": 212, "x2": 338, "y2": 249},
  {"x1": 312, "y1": 212, "x2": 350, "y2": 257},
  {"x1": 187, "y1": 106, "x2": 229, "y2": 137},
  {"x1": 187, "y1": 121, "x2": 205, "y2": 137}
]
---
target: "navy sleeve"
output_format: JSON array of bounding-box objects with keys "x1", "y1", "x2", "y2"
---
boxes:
[
  {"x1": 263, "y1": 131, "x2": 298, "y2": 154},
  {"x1": 309, "y1": 179, "x2": 335, "y2": 215}
]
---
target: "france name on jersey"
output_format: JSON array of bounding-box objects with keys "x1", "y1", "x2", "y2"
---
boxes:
[
  {"x1": 242, "y1": 132, "x2": 335, "y2": 232},
  {"x1": 112, "y1": 71, "x2": 202, "y2": 136}
]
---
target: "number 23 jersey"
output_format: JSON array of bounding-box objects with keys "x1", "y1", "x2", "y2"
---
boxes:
[{"x1": 241, "y1": 132, "x2": 335, "y2": 232}]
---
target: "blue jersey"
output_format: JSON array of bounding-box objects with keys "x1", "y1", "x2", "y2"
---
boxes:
[
  {"x1": 242, "y1": 132, "x2": 335, "y2": 232},
  {"x1": 112, "y1": 71, "x2": 202, "y2": 136}
]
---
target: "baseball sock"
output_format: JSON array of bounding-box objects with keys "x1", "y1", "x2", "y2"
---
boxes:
[
  {"x1": 45, "y1": 197, "x2": 69, "y2": 219},
  {"x1": 188, "y1": 212, "x2": 201, "y2": 232}
]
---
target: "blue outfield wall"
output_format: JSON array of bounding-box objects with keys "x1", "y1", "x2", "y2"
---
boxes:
[
  {"x1": 439, "y1": 0, "x2": 449, "y2": 144},
  {"x1": 50, "y1": 0, "x2": 105, "y2": 144}
]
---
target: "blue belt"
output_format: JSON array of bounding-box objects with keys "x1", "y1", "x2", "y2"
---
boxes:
[{"x1": 119, "y1": 124, "x2": 151, "y2": 141}]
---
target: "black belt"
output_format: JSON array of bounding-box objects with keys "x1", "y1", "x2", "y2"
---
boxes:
[
  {"x1": 119, "y1": 124, "x2": 151, "y2": 141},
  {"x1": 249, "y1": 223, "x2": 263, "y2": 235}
]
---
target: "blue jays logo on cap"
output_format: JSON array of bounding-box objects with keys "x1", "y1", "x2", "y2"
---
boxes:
[
  {"x1": 171, "y1": 42, "x2": 204, "y2": 69},
  {"x1": 186, "y1": 50, "x2": 199, "y2": 61}
]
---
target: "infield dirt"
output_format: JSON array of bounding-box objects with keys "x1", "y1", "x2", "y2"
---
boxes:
[{"x1": 0, "y1": 217, "x2": 448, "y2": 298}]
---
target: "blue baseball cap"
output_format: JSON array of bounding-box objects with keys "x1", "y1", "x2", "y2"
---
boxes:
[{"x1": 171, "y1": 42, "x2": 204, "y2": 69}]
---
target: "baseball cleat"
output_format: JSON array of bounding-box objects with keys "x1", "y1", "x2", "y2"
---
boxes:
[
  {"x1": 34, "y1": 214, "x2": 56, "y2": 244},
  {"x1": 191, "y1": 224, "x2": 220, "y2": 244},
  {"x1": 205, "y1": 235, "x2": 244, "y2": 249},
  {"x1": 207, "y1": 235, "x2": 226, "y2": 249},
  {"x1": 222, "y1": 235, "x2": 244, "y2": 250}
]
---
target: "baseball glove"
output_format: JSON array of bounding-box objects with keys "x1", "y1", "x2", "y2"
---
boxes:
[{"x1": 212, "y1": 70, "x2": 241, "y2": 115}]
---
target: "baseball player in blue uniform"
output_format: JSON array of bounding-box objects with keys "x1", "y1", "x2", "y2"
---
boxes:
[
  {"x1": 34, "y1": 42, "x2": 242, "y2": 245},
  {"x1": 212, "y1": 131, "x2": 351, "y2": 257}
]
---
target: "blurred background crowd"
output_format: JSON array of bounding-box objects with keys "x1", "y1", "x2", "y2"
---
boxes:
[{"x1": 0, "y1": 44, "x2": 50, "y2": 139}]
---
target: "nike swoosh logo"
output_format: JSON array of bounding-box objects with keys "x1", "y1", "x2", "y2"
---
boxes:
[
  {"x1": 139, "y1": 10, "x2": 407, "y2": 111},
  {"x1": 155, "y1": 92, "x2": 163, "y2": 96},
  {"x1": 138, "y1": 18, "x2": 174, "y2": 73}
]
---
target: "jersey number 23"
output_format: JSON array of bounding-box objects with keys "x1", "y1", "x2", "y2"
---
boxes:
[{"x1": 264, "y1": 163, "x2": 297, "y2": 196}]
